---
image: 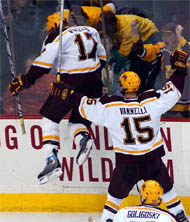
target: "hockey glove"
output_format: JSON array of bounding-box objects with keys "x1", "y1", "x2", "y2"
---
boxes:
[
  {"x1": 170, "y1": 49, "x2": 188, "y2": 72},
  {"x1": 132, "y1": 39, "x2": 145, "y2": 57},
  {"x1": 51, "y1": 82, "x2": 75, "y2": 102},
  {"x1": 9, "y1": 75, "x2": 30, "y2": 96}
]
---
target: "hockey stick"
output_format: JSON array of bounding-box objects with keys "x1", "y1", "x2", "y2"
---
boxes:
[
  {"x1": 99, "y1": 0, "x2": 110, "y2": 93},
  {"x1": 56, "y1": 0, "x2": 65, "y2": 82},
  {"x1": 7, "y1": 0, "x2": 16, "y2": 72},
  {"x1": 0, "y1": 0, "x2": 26, "y2": 134}
]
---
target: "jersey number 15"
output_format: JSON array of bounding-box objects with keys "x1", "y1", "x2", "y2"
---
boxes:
[{"x1": 121, "y1": 115, "x2": 154, "y2": 144}]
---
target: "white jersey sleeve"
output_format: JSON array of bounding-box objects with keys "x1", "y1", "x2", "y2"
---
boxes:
[
  {"x1": 79, "y1": 96, "x2": 108, "y2": 126},
  {"x1": 92, "y1": 29, "x2": 107, "y2": 61},
  {"x1": 33, "y1": 38, "x2": 59, "y2": 69},
  {"x1": 154, "y1": 81, "x2": 181, "y2": 115},
  {"x1": 113, "y1": 206, "x2": 177, "y2": 222}
]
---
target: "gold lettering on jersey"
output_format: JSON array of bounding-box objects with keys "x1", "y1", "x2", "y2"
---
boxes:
[
  {"x1": 127, "y1": 210, "x2": 160, "y2": 219},
  {"x1": 119, "y1": 107, "x2": 147, "y2": 115},
  {"x1": 61, "y1": 89, "x2": 68, "y2": 100}
]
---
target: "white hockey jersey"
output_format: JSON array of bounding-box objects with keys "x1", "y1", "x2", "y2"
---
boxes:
[
  {"x1": 113, "y1": 205, "x2": 177, "y2": 222},
  {"x1": 78, "y1": 81, "x2": 181, "y2": 157},
  {"x1": 33, "y1": 26, "x2": 106, "y2": 74}
]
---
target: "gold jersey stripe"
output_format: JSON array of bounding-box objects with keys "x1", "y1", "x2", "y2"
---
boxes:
[
  {"x1": 33, "y1": 61, "x2": 53, "y2": 68},
  {"x1": 73, "y1": 128, "x2": 89, "y2": 137},
  {"x1": 42, "y1": 135, "x2": 60, "y2": 141},
  {"x1": 105, "y1": 97, "x2": 158, "y2": 108},
  {"x1": 165, "y1": 196, "x2": 179, "y2": 205},
  {"x1": 105, "y1": 200, "x2": 120, "y2": 211},
  {"x1": 60, "y1": 61, "x2": 101, "y2": 73},
  {"x1": 98, "y1": 55, "x2": 107, "y2": 59},
  {"x1": 80, "y1": 97, "x2": 88, "y2": 120},
  {"x1": 114, "y1": 139, "x2": 163, "y2": 154}
]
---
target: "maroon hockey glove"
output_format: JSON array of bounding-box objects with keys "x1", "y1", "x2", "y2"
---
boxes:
[
  {"x1": 9, "y1": 75, "x2": 29, "y2": 96},
  {"x1": 51, "y1": 82, "x2": 75, "y2": 102},
  {"x1": 170, "y1": 49, "x2": 188, "y2": 72}
]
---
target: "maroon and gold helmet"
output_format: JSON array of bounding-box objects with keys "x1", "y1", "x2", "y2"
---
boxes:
[
  {"x1": 120, "y1": 71, "x2": 141, "y2": 93},
  {"x1": 140, "y1": 180, "x2": 163, "y2": 205},
  {"x1": 46, "y1": 10, "x2": 70, "y2": 32}
]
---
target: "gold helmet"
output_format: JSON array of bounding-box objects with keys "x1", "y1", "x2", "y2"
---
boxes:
[
  {"x1": 120, "y1": 71, "x2": 141, "y2": 93},
  {"x1": 46, "y1": 10, "x2": 70, "y2": 32},
  {"x1": 140, "y1": 180, "x2": 163, "y2": 205},
  {"x1": 81, "y1": 3, "x2": 115, "y2": 26}
]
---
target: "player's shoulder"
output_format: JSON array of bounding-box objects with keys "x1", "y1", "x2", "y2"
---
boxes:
[
  {"x1": 154, "y1": 207, "x2": 177, "y2": 221},
  {"x1": 44, "y1": 31, "x2": 59, "y2": 45},
  {"x1": 99, "y1": 95, "x2": 124, "y2": 105},
  {"x1": 141, "y1": 205, "x2": 177, "y2": 222},
  {"x1": 138, "y1": 89, "x2": 160, "y2": 102}
]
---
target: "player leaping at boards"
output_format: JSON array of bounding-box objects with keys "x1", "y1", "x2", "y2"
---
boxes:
[
  {"x1": 9, "y1": 11, "x2": 107, "y2": 184},
  {"x1": 50, "y1": 49, "x2": 189, "y2": 222}
]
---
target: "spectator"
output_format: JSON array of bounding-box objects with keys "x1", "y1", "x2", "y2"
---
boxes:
[
  {"x1": 95, "y1": 11, "x2": 161, "y2": 94},
  {"x1": 134, "y1": 22, "x2": 190, "y2": 117},
  {"x1": 158, "y1": 22, "x2": 190, "y2": 117}
]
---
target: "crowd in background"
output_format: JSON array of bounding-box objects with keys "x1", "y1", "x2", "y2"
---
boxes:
[{"x1": 0, "y1": 0, "x2": 190, "y2": 117}]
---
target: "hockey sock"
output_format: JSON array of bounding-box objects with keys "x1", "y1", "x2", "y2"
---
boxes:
[
  {"x1": 101, "y1": 193, "x2": 124, "y2": 222},
  {"x1": 42, "y1": 117, "x2": 59, "y2": 159},
  {"x1": 162, "y1": 187, "x2": 186, "y2": 216}
]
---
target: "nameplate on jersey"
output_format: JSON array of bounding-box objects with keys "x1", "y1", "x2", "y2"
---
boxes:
[
  {"x1": 120, "y1": 107, "x2": 147, "y2": 115},
  {"x1": 69, "y1": 27, "x2": 90, "y2": 33},
  {"x1": 127, "y1": 210, "x2": 160, "y2": 219}
]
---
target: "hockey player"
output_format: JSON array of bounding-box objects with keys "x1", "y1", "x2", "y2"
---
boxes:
[
  {"x1": 9, "y1": 11, "x2": 106, "y2": 184},
  {"x1": 113, "y1": 180, "x2": 178, "y2": 222},
  {"x1": 51, "y1": 49, "x2": 189, "y2": 222}
]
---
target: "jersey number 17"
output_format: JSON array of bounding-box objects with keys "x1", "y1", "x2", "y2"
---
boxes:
[{"x1": 74, "y1": 32, "x2": 98, "y2": 61}]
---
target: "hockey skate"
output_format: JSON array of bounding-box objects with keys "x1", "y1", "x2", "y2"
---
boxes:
[
  {"x1": 76, "y1": 133, "x2": 94, "y2": 165},
  {"x1": 176, "y1": 211, "x2": 189, "y2": 222},
  {"x1": 37, "y1": 149, "x2": 62, "y2": 184}
]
